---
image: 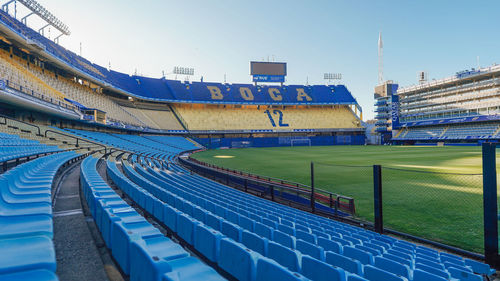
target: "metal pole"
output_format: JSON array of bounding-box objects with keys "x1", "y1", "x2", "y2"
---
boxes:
[
  {"x1": 482, "y1": 142, "x2": 498, "y2": 267},
  {"x1": 373, "y1": 165, "x2": 383, "y2": 234},
  {"x1": 311, "y1": 162, "x2": 315, "y2": 213}
]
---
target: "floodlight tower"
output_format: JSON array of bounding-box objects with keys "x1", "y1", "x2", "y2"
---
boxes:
[{"x1": 378, "y1": 31, "x2": 383, "y2": 85}]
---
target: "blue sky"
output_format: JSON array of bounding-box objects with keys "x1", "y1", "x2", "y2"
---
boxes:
[{"x1": 12, "y1": 0, "x2": 500, "y2": 119}]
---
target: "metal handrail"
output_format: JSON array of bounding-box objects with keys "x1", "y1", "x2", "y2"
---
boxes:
[
  {"x1": 0, "y1": 113, "x2": 42, "y2": 136},
  {"x1": 44, "y1": 129, "x2": 107, "y2": 154}
]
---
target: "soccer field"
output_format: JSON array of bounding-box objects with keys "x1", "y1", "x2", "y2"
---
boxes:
[{"x1": 192, "y1": 145, "x2": 491, "y2": 253}]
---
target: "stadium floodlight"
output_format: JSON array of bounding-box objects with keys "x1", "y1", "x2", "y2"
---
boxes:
[
  {"x1": 324, "y1": 73, "x2": 342, "y2": 85},
  {"x1": 173, "y1": 66, "x2": 194, "y2": 76},
  {"x1": 15, "y1": 0, "x2": 71, "y2": 35}
]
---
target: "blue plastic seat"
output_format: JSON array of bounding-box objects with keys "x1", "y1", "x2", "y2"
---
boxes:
[
  {"x1": 194, "y1": 224, "x2": 223, "y2": 262},
  {"x1": 162, "y1": 256, "x2": 225, "y2": 281},
  {"x1": 295, "y1": 229, "x2": 316, "y2": 244},
  {"x1": 242, "y1": 230, "x2": 268, "y2": 256},
  {"x1": 267, "y1": 241, "x2": 300, "y2": 272},
  {"x1": 255, "y1": 222, "x2": 274, "y2": 240},
  {"x1": 256, "y1": 258, "x2": 308, "y2": 281},
  {"x1": 363, "y1": 265, "x2": 407, "y2": 281},
  {"x1": 273, "y1": 230, "x2": 295, "y2": 249},
  {"x1": 218, "y1": 238, "x2": 258, "y2": 281},
  {"x1": 0, "y1": 235, "x2": 56, "y2": 275},
  {"x1": 221, "y1": 220, "x2": 242, "y2": 242},
  {"x1": 412, "y1": 269, "x2": 448, "y2": 281},
  {"x1": 318, "y1": 237, "x2": 342, "y2": 254},
  {"x1": 130, "y1": 235, "x2": 189, "y2": 281},
  {"x1": 0, "y1": 215, "x2": 53, "y2": 240},
  {"x1": 325, "y1": 251, "x2": 363, "y2": 276},
  {"x1": 447, "y1": 267, "x2": 482, "y2": 281},
  {"x1": 374, "y1": 256, "x2": 410, "y2": 279},
  {"x1": 301, "y1": 255, "x2": 346, "y2": 281},
  {"x1": 296, "y1": 239, "x2": 325, "y2": 261},
  {"x1": 0, "y1": 269, "x2": 59, "y2": 281},
  {"x1": 343, "y1": 246, "x2": 374, "y2": 265},
  {"x1": 177, "y1": 213, "x2": 199, "y2": 244},
  {"x1": 111, "y1": 220, "x2": 163, "y2": 274}
]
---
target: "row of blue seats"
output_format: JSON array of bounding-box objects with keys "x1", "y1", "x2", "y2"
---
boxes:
[
  {"x1": 126, "y1": 157, "x2": 493, "y2": 281},
  {"x1": 124, "y1": 158, "x2": 382, "y2": 281},
  {"x1": 0, "y1": 151, "x2": 80, "y2": 281},
  {"x1": 112, "y1": 157, "x2": 311, "y2": 281},
  {"x1": 0, "y1": 138, "x2": 39, "y2": 145},
  {"x1": 81, "y1": 155, "x2": 223, "y2": 281},
  {"x1": 0, "y1": 145, "x2": 62, "y2": 163}
]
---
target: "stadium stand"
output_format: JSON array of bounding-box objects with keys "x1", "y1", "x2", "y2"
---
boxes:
[{"x1": 174, "y1": 104, "x2": 361, "y2": 131}]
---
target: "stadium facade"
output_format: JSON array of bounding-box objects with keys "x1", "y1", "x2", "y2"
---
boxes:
[
  {"x1": 375, "y1": 65, "x2": 500, "y2": 144},
  {"x1": 0, "y1": 8, "x2": 365, "y2": 148}
]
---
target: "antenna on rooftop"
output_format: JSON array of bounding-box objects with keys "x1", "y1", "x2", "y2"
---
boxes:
[{"x1": 378, "y1": 31, "x2": 384, "y2": 85}]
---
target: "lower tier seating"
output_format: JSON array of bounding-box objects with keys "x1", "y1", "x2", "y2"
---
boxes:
[
  {"x1": 0, "y1": 150, "x2": 80, "y2": 280},
  {"x1": 80, "y1": 155, "x2": 223, "y2": 281},
  {"x1": 109, "y1": 151, "x2": 494, "y2": 281}
]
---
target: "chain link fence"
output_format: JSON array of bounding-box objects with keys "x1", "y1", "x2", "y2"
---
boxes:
[
  {"x1": 314, "y1": 162, "x2": 374, "y2": 222},
  {"x1": 314, "y1": 162, "x2": 485, "y2": 253},
  {"x1": 382, "y1": 167, "x2": 483, "y2": 253}
]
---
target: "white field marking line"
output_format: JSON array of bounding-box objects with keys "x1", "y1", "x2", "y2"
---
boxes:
[
  {"x1": 213, "y1": 155, "x2": 235, "y2": 158},
  {"x1": 53, "y1": 209, "x2": 83, "y2": 217}
]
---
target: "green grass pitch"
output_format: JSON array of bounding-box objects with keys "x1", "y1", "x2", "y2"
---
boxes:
[{"x1": 192, "y1": 145, "x2": 493, "y2": 253}]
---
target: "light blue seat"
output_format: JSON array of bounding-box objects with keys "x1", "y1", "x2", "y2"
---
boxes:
[
  {"x1": 296, "y1": 229, "x2": 316, "y2": 244},
  {"x1": 218, "y1": 238, "x2": 258, "y2": 281},
  {"x1": 273, "y1": 230, "x2": 295, "y2": 249},
  {"x1": 163, "y1": 205, "x2": 180, "y2": 232},
  {"x1": 267, "y1": 241, "x2": 300, "y2": 272},
  {"x1": 343, "y1": 246, "x2": 374, "y2": 265},
  {"x1": 255, "y1": 222, "x2": 274, "y2": 240},
  {"x1": 465, "y1": 259, "x2": 496, "y2": 275},
  {"x1": 325, "y1": 251, "x2": 363, "y2": 276},
  {"x1": 412, "y1": 269, "x2": 448, "y2": 281},
  {"x1": 111, "y1": 220, "x2": 163, "y2": 274},
  {"x1": 301, "y1": 255, "x2": 346, "y2": 281},
  {"x1": 130, "y1": 235, "x2": 189, "y2": 281},
  {"x1": 318, "y1": 237, "x2": 342, "y2": 254},
  {"x1": 194, "y1": 224, "x2": 223, "y2": 262},
  {"x1": 256, "y1": 258, "x2": 308, "y2": 281},
  {"x1": 415, "y1": 262, "x2": 449, "y2": 279},
  {"x1": 0, "y1": 235, "x2": 56, "y2": 275},
  {"x1": 177, "y1": 213, "x2": 200, "y2": 244},
  {"x1": 162, "y1": 256, "x2": 225, "y2": 281},
  {"x1": 0, "y1": 215, "x2": 53, "y2": 239},
  {"x1": 0, "y1": 269, "x2": 59, "y2": 281},
  {"x1": 206, "y1": 213, "x2": 222, "y2": 231},
  {"x1": 221, "y1": 220, "x2": 242, "y2": 242},
  {"x1": 242, "y1": 230, "x2": 268, "y2": 256},
  {"x1": 296, "y1": 239, "x2": 325, "y2": 261},
  {"x1": 363, "y1": 265, "x2": 407, "y2": 281},
  {"x1": 101, "y1": 207, "x2": 144, "y2": 248},
  {"x1": 374, "y1": 256, "x2": 410, "y2": 279},
  {"x1": 448, "y1": 267, "x2": 482, "y2": 281}
]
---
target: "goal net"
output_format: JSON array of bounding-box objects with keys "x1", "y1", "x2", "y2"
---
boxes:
[{"x1": 290, "y1": 138, "x2": 311, "y2": 147}]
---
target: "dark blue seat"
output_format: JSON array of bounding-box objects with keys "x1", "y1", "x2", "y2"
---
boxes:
[
  {"x1": 374, "y1": 256, "x2": 410, "y2": 279},
  {"x1": 221, "y1": 220, "x2": 242, "y2": 242},
  {"x1": 273, "y1": 230, "x2": 295, "y2": 249},
  {"x1": 343, "y1": 246, "x2": 374, "y2": 265},
  {"x1": 413, "y1": 269, "x2": 448, "y2": 281}
]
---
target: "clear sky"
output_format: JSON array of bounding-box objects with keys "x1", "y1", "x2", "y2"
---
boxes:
[{"x1": 10, "y1": 0, "x2": 500, "y2": 119}]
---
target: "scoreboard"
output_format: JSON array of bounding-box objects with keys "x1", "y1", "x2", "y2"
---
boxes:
[{"x1": 250, "y1": 61, "x2": 287, "y2": 83}]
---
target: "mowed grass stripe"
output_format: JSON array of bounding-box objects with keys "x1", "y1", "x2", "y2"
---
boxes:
[{"x1": 192, "y1": 145, "x2": 492, "y2": 253}]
